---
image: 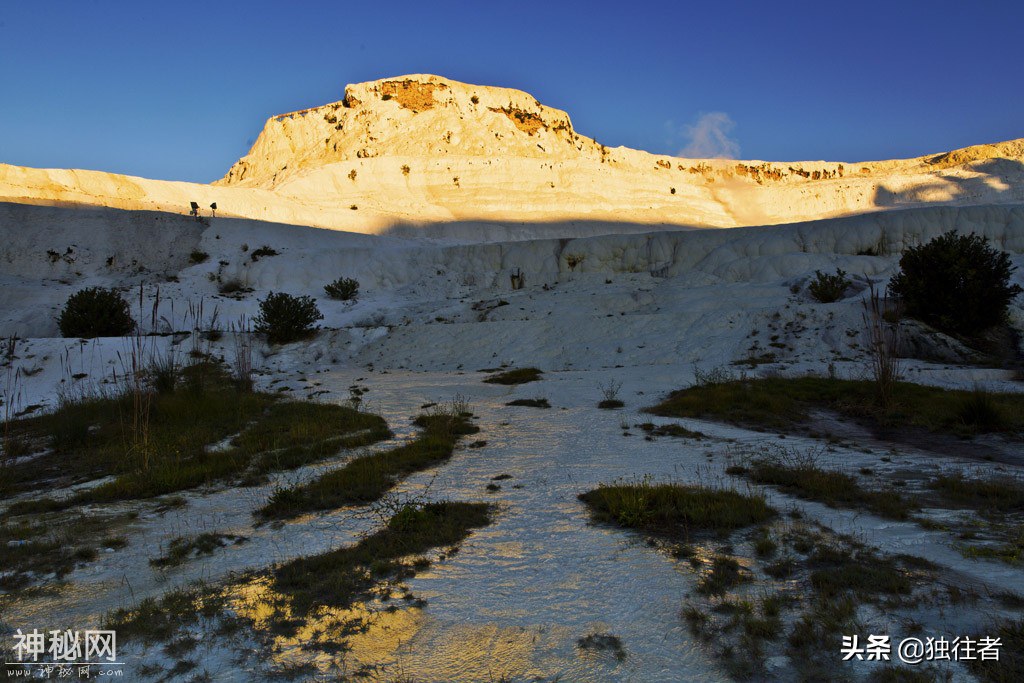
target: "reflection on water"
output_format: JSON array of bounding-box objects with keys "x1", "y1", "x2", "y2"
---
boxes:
[
  {"x1": 228, "y1": 574, "x2": 425, "y2": 678},
  {"x1": 208, "y1": 563, "x2": 560, "y2": 681},
  {"x1": 3, "y1": 369, "x2": 736, "y2": 682}
]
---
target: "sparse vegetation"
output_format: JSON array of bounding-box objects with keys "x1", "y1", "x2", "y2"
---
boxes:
[
  {"x1": 323, "y1": 276, "x2": 360, "y2": 301},
  {"x1": 150, "y1": 532, "x2": 248, "y2": 569},
  {"x1": 929, "y1": 472, "x2": 1024, "y2": 512},
  {"x1": 506, "y1": 398, "x2": 550, "y2": 408},
  {"x1": 737, "y1": 448, "x2": 914, "y2": 520},
  {"x1": 888, "y1": 230, "x2": 1022, "y2": 337},
  {"x1": 577, "y1": 632, "x2": 627, "y2": 661},
  {"x1": 217, "y1": 277, "x2": 248, "y2": 295},
  {"x1": 57, "y1": 287, "x2": 135, "y2": 338},
  {"x1": 959, "y1": 527, "x2": 1024, "y2": 564},
  {"x1": 188, "y1": 250, "x2": 209, "y2": 264},
  {"x1": 257, "y1": 400, "x2": 476, "y2": 519},
  {"x1": 966, "y1": 618, "x2": 1024, "y2": 681},
  {"x1": 807, "y1": 268, "x2": 851, "y2": 303},
  {"x1": 107, "y1": 501, "x2": 492, "y2": 653},
  {"x1": 637, "y1": 422, "x2": 707, "y2": 440},
  {"x1": 249, "y1": 245, "x2": 279, "y2": 261},
  {"x1": 273, "y1": 501, "x2": 491, "y2": 614},
  {"x1": 647, "y1": 375, "x2": 1024, "y2": 436},
  {"x1": 0, "y1": 511, "x2": 135, "y2": 589},
  {"x1": 482, "y1": 367, "x2": 543, "y2": 385},
  {"x1": 598, "y1": 379, "x2": 624, "y2": 409},
  {"x1": 864, "y1": 282, "x2": 902, "y2": 410},
  {"x1": 565, "y1": 253, "x2": 585, "y2": 271},
  {"x1": 253, "y1": 291, "x2": 323, "y2": 344},
  {"x1": 955, "y1": 387, "x2": 1010, "y2": 431},
  {"x1": 696, "y1": 555, "x2": 748, "y2": 595},
  {"x1": 4, "y1": 361, "x2": 389, "y2": 513},
  {"x1": 676, "y1": 516, "x2": 939, "y2": 681}
]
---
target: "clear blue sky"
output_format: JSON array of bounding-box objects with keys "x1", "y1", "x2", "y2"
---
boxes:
[{"x1": 2, "y1": 1, "x2": 1022, "y2": 183}]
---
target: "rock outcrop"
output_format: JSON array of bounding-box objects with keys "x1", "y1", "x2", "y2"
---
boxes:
[{"x1": 2, "y1": 74, "x2": 1024, "y2": 239}]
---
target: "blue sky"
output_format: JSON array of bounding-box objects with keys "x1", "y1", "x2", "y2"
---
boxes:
[{"x1": 1, "y1": 1, "x2": 1022, "y2": 182}]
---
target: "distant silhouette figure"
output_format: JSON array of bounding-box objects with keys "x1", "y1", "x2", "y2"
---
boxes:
[
  {"x1": 210, "y1": 202, "x2": 217, "y2": 218},
  {"x1": 189, "y1": 201, "x2": 200, "y2": 219}
]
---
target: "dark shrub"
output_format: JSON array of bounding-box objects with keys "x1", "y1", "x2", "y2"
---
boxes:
[
  {"x1": 253, "y1": 292, "x2": 323, "y2": 344},
  {"x1": 955, "y1": 388, "x2": 1008, "y2": 431},
  {"x1": 888, "y1": 231, "x2": 1021, "y2": 336},
  {"x1": 57, "y1": 287, "x2": 135, "y2": 338},
  {"x1": 324, "y1": 277, "x2": 360, "y2": 301},
  {"x1": 808, "y1": 268, "x2": 851, "y2": 303},
  {"x1": 250, "y1": 245, "x2": 279, "y2": 262}
]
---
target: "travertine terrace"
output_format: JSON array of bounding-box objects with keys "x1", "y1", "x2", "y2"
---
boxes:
[{"x1": 2, "y1": 73, "x2": 1024, "y2": 683}]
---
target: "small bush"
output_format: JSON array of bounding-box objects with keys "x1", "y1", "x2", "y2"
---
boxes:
[
  {"x1": 324, "y1": 277, "x2": 360, "y2": 301},
  {"x1": 697, "y1": 555, "x2": 747, "y2": 596},
  {"x1": 250, "y1": 245, "x2": 278, "y2": 262},
  {"x1": 253, "y1": 292, "x2": 323, "y2": 344},
  {"x1": 57, "y1": 287, "x2": 135, "y2": 338},
  {"x1": 808, "y1": 268, "x2": 851, "y2": 303},
  {"x1": 577, "y1": 632, "x2": 626, "y2": 661},
  {"x1": 506, "y1": 398, "x2": 550, "y2": 408},
  {"x1": 217, "y1": 278, "x2": 247, "y2": 295},
  {"x1": 598, "y1": 380, "x2": 623, "y2": 409},
  {"x1": 888, "y1": 231, "x2": 1022, "y2": 336},
  {"x1": 956, "y1": 388, "x2": 1008, "y2": 431},
  {"x1": 188, "y1": 250, "x2": 209, "y2": 264}
]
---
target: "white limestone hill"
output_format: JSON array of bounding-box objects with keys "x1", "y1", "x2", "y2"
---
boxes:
[{"x1": 2, "y1": 74, "x2": 1023, "y2": 241}]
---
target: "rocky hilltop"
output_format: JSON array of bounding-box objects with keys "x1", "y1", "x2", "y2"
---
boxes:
[{"x1": 2, "y1": 74, "x2": 1023, "y2": 238}]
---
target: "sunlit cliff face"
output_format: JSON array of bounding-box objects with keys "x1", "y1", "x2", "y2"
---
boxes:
[{"x1": 2, "y1": 75, "x2": 1023, "y2": 238}]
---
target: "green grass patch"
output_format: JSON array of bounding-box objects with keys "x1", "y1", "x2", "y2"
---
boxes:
[
  {"x1": 743, "y1": 456, "x2": 914, "y2": 520},
  {"x1": 696, "y1": 555, "x2": 749, "y2": 596},
  {"x1": 579, "y1": 479, "x2": 775, "y2": 537},
  {"x1": 958, "y1": 524, "x2": 1024, "y2": 565},
  {"x1": 482, "y1": 367, "x2": 543, "y2": 385},
  {"x1": 4, "y1": 362, "x2": 389, "y2": 513},
  {"x1": 638, "y1": 422, "x2": 707, "y2": 440},
  {"x1": 930, "y1": 473, "x2": 1024, "y2": 512},
  {"x1": 273, "y1": 501, "x2": 491, "y2": 615},
  {"x1": 647, "y1": 376, "x2": 1024, "y2": 436},
  {"x1": 257, "y1": 408, "x2": 478, "y2": 520},
  {"x1": 807, "y1": 542, "x2": 912, "y2": 599}
]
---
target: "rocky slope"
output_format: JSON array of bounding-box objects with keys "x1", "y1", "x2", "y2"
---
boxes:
[{"x1": 2, "y1": 74, "x2": 1023, "y2": 239}]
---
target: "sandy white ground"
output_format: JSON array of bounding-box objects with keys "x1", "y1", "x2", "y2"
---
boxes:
[{"x1": 0, "y1": 196, "x2": 1023, "y2": 681}]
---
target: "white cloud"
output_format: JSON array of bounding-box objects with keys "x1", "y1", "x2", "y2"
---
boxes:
[{"x1": 678, "y1": 112, "x2": 739, "y2": 159}]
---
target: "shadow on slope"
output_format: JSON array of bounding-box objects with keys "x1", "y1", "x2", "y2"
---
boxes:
[{"x1": 875, "y1": 158, "x2": 1024, "y2": 209}]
